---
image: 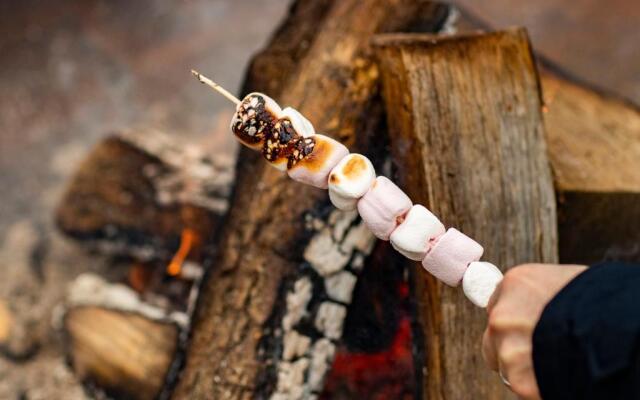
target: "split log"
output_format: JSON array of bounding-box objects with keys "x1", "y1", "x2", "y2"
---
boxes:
[
  {"x1": 55, "y1": 128, "x2": 233, "y2": 261},
  {"x1": 541, "y1": 71, "x2": 640, "y2": 264},
  {"x1": 454, "y1": 7, "x2": 640, "y2": 264},
  {"x1": 65, "y1": 306, "x2": 178, "y2": 400},
  {"x1": 62, "y1": 273, "x2": 188, "y2": 399},
  {"x1": 375, "y1": 28, "x2": 558, "y2": 399},
  {"x1": 173, "y1": 1, "x2": 455, "y2": 399}
]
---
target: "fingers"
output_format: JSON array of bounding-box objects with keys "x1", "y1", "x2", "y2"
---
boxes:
[
  {"x1": 507, "y1": 363, "x2": 542, "y2": 400},
  {"x1": 499, "y1": 348, "x2": 542, "y2": 399},
  {"x1": 482, "y1": 264, "x2": 549, "y2": 399},
  {"x1": 482, "y1": 328, "x2": 498, "y2": 371},
  {"x1": 483, "y1": 281, "x2": 501, "y2": 371},
  {"x1": 486, "y1": 279, "x2": 502, "y2": 315}
]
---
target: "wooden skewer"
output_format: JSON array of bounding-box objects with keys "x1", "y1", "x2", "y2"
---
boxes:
[{"x1": 191, "y1": 69, "x2": 241, "y2": 105}]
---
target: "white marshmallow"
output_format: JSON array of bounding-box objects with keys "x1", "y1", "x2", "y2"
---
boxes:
[
  {"x1": 390, "y1": 205, "x2": 445, "y2": 260},
  {"x1": 327, "y1": 154, "x2": 375, "y2": 211},
  {"x1": 329, "y1": 190, "x2": 358, "y2": 211},
  {"x1": 462, "y1": 261, "x2": 503, "y2": 308},
  {"x1": 281, "y1": 107, "x2": 315, "y2": 138}
]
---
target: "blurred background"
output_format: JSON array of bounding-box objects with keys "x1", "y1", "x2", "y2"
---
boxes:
[
  {"x1": 1, "y1": 0, "x2": 639, "y2": 235},
  {"x1": 0, "y1": 0, "x2": 638, "y2": 399}
]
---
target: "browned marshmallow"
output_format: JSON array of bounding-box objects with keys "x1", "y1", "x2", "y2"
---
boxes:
[
  {"x1": 281, "y1": 107, "x2": 315, "y2": 138},
  {"x1": 263, "y1": 119, "x2": 316, "y2": 171},
  {"x1": 287, "y1": 134, "x2": 349, "y2": 189},
  {"x1": 230, "y1": 92, "x2": 282, "y2": 149},
  {"x1": 328, "y1": 154, "x2": 376, "y2": 210}
]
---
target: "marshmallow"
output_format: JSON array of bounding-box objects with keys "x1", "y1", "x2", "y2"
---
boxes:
[
  {"x1": 462, "y1": 261, "x2": 503, "y2": 308},
  {"x1": 263, "y1": 118, "x2": 316, "y2": 171},
  {"x1": 421, "y1": 228, "x2": 483, "y2": 287},
  {"x1": 287, "y1": 134, "x2": 349, "y2": 188},
  {"x1": 281, "y1": 107, "x2": 315, "y2": 138},
  {"x1": 390, "y1": 204, "x2": 445, "y2": 260},
  {"x1": 230, "y1": 92, "x2": 282, "y2": 149},
  {"x1": 357, "y1": 177, "x2": 412, "y2": 240},
  {"x1": 328, "y1": 154, "x2": 375, "y2": 210}
]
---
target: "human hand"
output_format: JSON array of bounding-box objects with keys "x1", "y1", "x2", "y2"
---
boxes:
[{"x1": 482, "y1": 263, "x2": 587, "y2": 399}]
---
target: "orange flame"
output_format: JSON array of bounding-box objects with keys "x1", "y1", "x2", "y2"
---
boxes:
[{"x1": 167, "y1": 228, "x2": 196, "y2": 276}]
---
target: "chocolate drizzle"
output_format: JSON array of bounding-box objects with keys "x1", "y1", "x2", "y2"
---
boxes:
[
  {"x1": 231, "y1": 94, "x2": 317, "y2": 169},
  {"x1": 265, "y1": 117, "x2": 316, "y2": 169},
  {"x1": 287, "y1": 137, "x2": 315, "y2": 169},
  {"x1": 231, "y1": 94, "x2": 277, "y2": 146}
]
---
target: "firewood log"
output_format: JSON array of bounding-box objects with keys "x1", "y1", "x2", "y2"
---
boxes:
[
  {"x1": 541, "y1": 71, "x2": 640, "y2": 264},
  {"x1": 64, "y1": 306, "x2": 178, "y2": 400},
  {"x1": 455, "y1": 6, "x2": 640, "y2": 264},
  {"x1": 375, "y1": 28, "x2": 558, "y2": 399},
  {"x1": 55, "y1": 128, "x2": 233, "y2": 262},
  {"x1": 172, "y1": 1, "x2": 455, "y2": 399}
]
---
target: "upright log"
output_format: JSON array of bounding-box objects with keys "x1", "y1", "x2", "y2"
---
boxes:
[
  {"x1": 375, "y1": 28, "x2": 558, "y2": 399},
  {"x1": 173, "y1": 1, "x2": 453, "y2": 399},
  {"x1": 454, "y1": 7, "x2": 640, "y2": 264}
]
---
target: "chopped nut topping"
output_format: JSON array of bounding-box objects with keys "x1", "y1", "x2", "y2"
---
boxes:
[
  {"x1": 231, "y1": 94, "x2": 278, "y2": 146},
  {"x1": 230, "y1": 94, "x2": 318, "y2": 168}
]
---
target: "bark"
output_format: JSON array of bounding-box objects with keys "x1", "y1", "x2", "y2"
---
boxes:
[
  {"x1": 173, "y1": 1, "x2": 454, "y2": 399},
  {"x1": 375, "y1": 28, "x2": 558, "y2": 399}
]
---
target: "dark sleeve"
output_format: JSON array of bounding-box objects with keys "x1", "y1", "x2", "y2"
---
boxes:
[{"x1": 532, "y1": 261, "x2": 640, "y2": 399}]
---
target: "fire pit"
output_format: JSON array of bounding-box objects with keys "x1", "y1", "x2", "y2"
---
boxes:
[{"x1": 1, "y1": 1, "x2": 639, "y2": 400}]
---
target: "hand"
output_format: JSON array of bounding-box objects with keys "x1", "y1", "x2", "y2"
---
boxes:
[{"x1": 482, "y1": 263, "x2": 587, "y2": 399}]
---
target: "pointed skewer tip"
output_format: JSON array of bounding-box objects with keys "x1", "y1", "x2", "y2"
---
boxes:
[{"x1": 190, "y1": 69, "x2": 241, "y2": 105}]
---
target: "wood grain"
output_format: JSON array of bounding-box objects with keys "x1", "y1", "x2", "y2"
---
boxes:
[
  {"x1": 452, "y1": 8, "x2": 640, "y2": 265},
  {"x1": 375, "y1": 28, "x2": 558, "y2": 399},
  {"x1": 542, "y1": 72, "x2": 640, "y2": 193},
  {"x1": 65, "y1": 306, "x2": 178, "y2": 400}
]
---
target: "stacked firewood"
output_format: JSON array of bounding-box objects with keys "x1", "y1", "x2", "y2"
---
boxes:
[{"x1": 49, "y1": 0, "x2": 640, "y2": 399}]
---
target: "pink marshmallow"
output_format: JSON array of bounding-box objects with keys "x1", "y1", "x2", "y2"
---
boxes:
[
  {"x1": 390, "y1": 204, "x2": 445, "y2": 261},
  {"x1": 357, "y1": 176, "x2": 412, "y2": 240},
  {"x1": 287, "y1": 134, "x2": 349, "y2": 189},
  {"x1": 421, "y1": 228, "x2": 484, "y2": 287}
]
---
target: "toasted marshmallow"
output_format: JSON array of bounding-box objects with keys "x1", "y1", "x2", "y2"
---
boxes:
[
  {"x1": 421, "y1": 228, "x2": 483, "y2": 287},
  {"x1": 462, "y1": 261, "x2": 503, "y2": 308},
  {"x1": 390, "y1": 204, "x2": 445, "y2": 260},
  {"x1": 281, "y1": 107, "x2": 315, "y2": 138},
  {"x1": 230, "y1": 92, "x2": 282, "y2": 150},
  {"x1": 357, "y1": 177, "x2": 412, "y2": 240},
  {"x1": 328, "y1": 154, "x2": 376, "y2": 210},
  {"x1": 287, "y1": 134, "x2": 349, "y2": 188},
  {"x1": 262, "y1": 133, "x2": 315, "y2": 171}
]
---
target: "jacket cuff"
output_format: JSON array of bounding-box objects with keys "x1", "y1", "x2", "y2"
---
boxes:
[{"x1": 532, "y1": 262, "x2": 640, "y2": 399}]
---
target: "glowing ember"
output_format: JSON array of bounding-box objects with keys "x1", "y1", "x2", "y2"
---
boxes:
[
  {"x1": 322, "y1": 279, "x2": 415, "y2": 399},
  {"x1": 322, "y1": 317, "x2": 414, "y2": 399},
  {"x1": 167, "y1": 228, "x2": 196, "y2": 276}
]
